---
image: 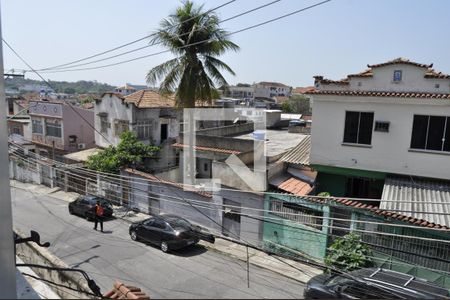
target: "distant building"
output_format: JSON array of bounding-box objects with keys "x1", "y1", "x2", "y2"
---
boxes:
[
  {"x1": 222, "y1": 85, "x2": 254, "y2": 100},
  {"x1": 114, "y1": 83, "x2": 148, "y2": 96},
  {"x1": 29, "y1": 99, "x2": 95, "y2": 160},
  {"x1": 6, "y1": 96, "x2": 31, "y2": 141},
  {"x1": 254, "y1": 81, "x2": 292, "y2": 100}
]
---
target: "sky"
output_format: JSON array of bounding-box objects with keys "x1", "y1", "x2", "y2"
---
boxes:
[{"x1": 2, "y1": 0, "x2": 450, "y2": 88}]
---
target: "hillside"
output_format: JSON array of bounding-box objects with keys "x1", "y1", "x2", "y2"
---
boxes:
[{"x1": 5, "y1": 77, "x2": 115, "y2": 94}]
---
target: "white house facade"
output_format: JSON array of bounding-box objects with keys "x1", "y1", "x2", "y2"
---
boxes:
[
  {"x1": 94, "y1": 90, "x2": 180, "y2": 171},
  {"x1": 308, "y1": 58, "x2": 450, "y2": 198}
]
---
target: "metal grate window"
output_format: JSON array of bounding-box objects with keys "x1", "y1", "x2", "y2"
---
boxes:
[{"x1": 269, "y1": 200, "x2": 323, "y2": 230}]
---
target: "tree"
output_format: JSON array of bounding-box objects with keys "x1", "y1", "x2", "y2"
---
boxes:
[
  {"x1": 287, "y1": 95, "x2": 310, "y2": 114},
  {"x1": 324, "y1": 232, "x2": 373, "y2": 273},
  {"x1": 281, "y1": 101, "x2": 294, "y2": 113},
  {"x1": 86, "y1": 132, "x2": 159, "y2": 174},
  {"x1": 63, "y1": 87, "x2": 76, "y2": 94},
  {"x1": 146, "y1": 1, "x2": 239, "y2": 108}
]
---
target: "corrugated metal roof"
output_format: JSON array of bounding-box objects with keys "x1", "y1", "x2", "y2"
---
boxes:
[
  {"x1": 279, "y1": 135, "x2": 311, "y2": 165},
  {"x1": 381, "y1": 176, "x2": 450, "y2": 228}
]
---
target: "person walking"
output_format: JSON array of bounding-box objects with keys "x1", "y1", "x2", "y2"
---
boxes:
[{"x1": 93, "y1": 200, "x2": 104, "y2": 232}]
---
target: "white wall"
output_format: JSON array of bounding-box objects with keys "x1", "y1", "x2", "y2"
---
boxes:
[
  {"x1": 94, "y1": 94, "x2": 133, "y2": 147},
  {"x1": 350, "y1": 65, "x2": 450, "y2": 93},
  {"x1": 310, "y1": 95, "x2": 450, "y2": 180}
]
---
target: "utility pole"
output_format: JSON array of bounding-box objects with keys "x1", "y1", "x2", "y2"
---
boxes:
[{"x1": 0, "y1": 3, "x2": 18, "y2": 298}]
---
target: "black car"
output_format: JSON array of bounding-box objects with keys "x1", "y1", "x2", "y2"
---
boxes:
[
  {"x1": 129, "y1": 214, "x2": 215, "y2": 253},
  {"x1": 304, "y1": 268, "x2": 450, "y2": 299},
  {"x1": 68, "y1": 195, "x2": 113, "y2": 220}
]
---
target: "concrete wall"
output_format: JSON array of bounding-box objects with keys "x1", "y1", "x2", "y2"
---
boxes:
[
  {"x1": 310, "y1": 94, "x2": 450, "y2": 180},
  {"x1": 94, "y1": 94, "x2": 133, "y2": 147},
  {"x1": 263, "y1": 194, "x2": 330, "y2": 260},
  {"x1": 15, "y1": 229, "x2": 95, "y2": 299},
  {"x1": 62, "y1": 105, "x2": 95, "y2": 151},
  {"x1": 212, "y1": 161, "x2": 267, "y2": 192},
  {"x1": 196, "y1": 122, "x2": 254, "y2": 137}
]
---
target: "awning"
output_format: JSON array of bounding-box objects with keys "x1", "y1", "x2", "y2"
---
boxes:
[
  {"x1": 381, "y1": 176, "x2": 450, "y2": 227},
  {"x1": 269, "y1": 173, "x2": 313, "y2": 196}
]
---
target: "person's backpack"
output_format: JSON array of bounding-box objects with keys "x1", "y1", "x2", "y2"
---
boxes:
[{"x1": 96, "y1": 205, "x2": 104, "y2": 217}]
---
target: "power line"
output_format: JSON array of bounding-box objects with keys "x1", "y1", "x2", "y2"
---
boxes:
[
  {"x1": 9, "y1": 150, "x2": 450, "y2": 234},
  {"x1": 35, "y1": 0, "x2": 332, "y2": 74},
  {"x1": 34, "y1": 0, "x2": 282, "y2": 72},
  {"x1": 2, "y1": 38, "x2": 115, "y2": 147},
  {"x1": 34, "y1": 0, "x2": 238, "y2": 71}
]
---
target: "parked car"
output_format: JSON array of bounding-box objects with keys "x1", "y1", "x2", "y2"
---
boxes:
[
  {"x1": 68, "y1": 195, "x2": 113, "y2": 220},
  {"x1": 289, "y1": 119, "x2": 307, "y2": 127},
  {"x1": 304, "y1": 268, "x2": 450, "y2": 299},
  {"x1": 129, "y1": 214, "x2": 215, "y2": 252}
]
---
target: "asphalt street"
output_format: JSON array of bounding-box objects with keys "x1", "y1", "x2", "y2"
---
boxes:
[{"x1": 11, "y1": 187, "x2": 305, "y2": 299}]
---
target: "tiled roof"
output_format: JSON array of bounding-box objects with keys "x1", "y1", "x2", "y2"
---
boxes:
[
  {"x1": 104, "y1": 281, "x2": 150, "y2": 299},
  {"x1": 124, "y1": 90, "x2": 175, "y2": 108},
  {"x1": 367, "y1": 57, "x2": 432, "y2": 69},
  {"x1": 172, "y1": 143, "x2": 242, "y2": 155},
  {"x1": 347, "y1": 69, "x2": 373, "y2": 78},
  {"x1": 381, "y1": 176, "x2": 450, "y2": 228},
  {"x1": 125, "y1": 168, "x2": 212, "y2": 198},
  {"x1": 292, "y1": 86, "x2": 316, "y2": 94},
  {"x1": 313, "y1": 76, "x2": 349, "y2": 85},
  {"x1": 279, "y1": 135, "x2": 311, "y2": 166},
  {"x1": 298, "y1": 195, "x2": 449, "y2": 230},
  {"x1": 305, "y1": 90, "x2": 450, "y2": 99},
  {"x1": 278, "y1": 177, "x2": 313, "y2": 196},
  {"x1": 424, "y1": 69, "x2": 450, "y2": 79}
]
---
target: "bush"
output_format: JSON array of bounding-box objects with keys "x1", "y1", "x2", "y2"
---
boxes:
[{"x1": 325, "y1": 232, "x2": 373, "y2": 273}]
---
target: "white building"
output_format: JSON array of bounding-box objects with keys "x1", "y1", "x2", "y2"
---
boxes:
[
  {"x1": 253, "y1": 81, "x2": 292, "y2": 99},
  {"x1": 308, "y1": 58, "x2": 450, "y2": 202},
  {"x1": 114, "y1": 83, "x2": 148, "y2": 96},
  {"x1": 94, "y1": 90, "x2": 180, "y2": 170}
]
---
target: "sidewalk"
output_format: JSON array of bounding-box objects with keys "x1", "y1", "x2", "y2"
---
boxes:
[{"x1": 11, "y1": 180, "x2": 323, "y2": 283}]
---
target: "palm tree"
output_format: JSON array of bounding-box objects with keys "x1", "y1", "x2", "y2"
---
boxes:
[{"x1": 146, "y1": 1, "x2": 239, "y2": 108}]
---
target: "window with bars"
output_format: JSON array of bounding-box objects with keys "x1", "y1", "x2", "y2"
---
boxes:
[
  {"x1": 410, "y1": 115, "x2": 450, "y2": 152},
  {"x1": 343, "y1": 111, "x2": 374, "y2": 145},
  {"x1": 135, "y1": 120, "x2": 152, "y2": 139},
  {"x1": 46, "y1": 121, "x2": 62, "y2": 138},
  {"x1": 114, "y1": 120, "x2": 129, "y2": 137},
  {"x1": 269, "y1": 200, "x2": 323, "y2": 230},
  {"x1": 32, "y1": 119, "x2": 43, "y2": 134},
  {"x1": 100, "y1": 116, "x2": 109, "y2": 133}
]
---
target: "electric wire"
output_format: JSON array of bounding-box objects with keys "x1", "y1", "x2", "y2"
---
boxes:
[
  {"x1": 34, "y1": 0, "x2": 332, "y2": 74},
  {"x1": 34, "y1": 0, "x2": 238, "y2": 71},
  {"x1": 35, "y1": 0, "x2": 282, "y2": 72}
]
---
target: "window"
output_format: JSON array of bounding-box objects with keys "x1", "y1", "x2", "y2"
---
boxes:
[
  {"x1": 343, "y1": 111, "x2": 374, "y2": 145},
  {"x1": 393, "y1": 70, "x2": 402, "y2": 82},
  {"x1": 435, "y1": 83, "x2": 440, "y2": 89},
  {"x1": 410, "y1": 115, "x2": 450, "y2": 152},
  {"x1": 46, "y1": 121, "x2": 62, "y2": 138},
  {"x1": 203, "y1": 163, "x2": 209, "y2": 172},
  {"x1": 269, "y1": 200, "x2": 323, "y2": 230},
  {"x1": 114, "y1": 120, "x2": 129, "y2": 136},
  {"x1": 374, "y1": 121, "x2": 390, "y2": 132},
  {"x1": 12, "y1": 127, "x2": 21, "y2": 135},
  {"x1": 100, "y1": 116, "x2": 109, "y2": 133},
  {"x1": 135, "y1": 120, "x2": 152, "y2": 139},
  {"x1": 32, "y1": 119, "x2": 43, "y2": 134},
  {"x1": 8, "y1": 100, "x2": 14, "y2": 115}
]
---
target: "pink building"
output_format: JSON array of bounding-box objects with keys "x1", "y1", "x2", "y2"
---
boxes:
[{"x1": 29, "y1": 100, "x2": 95, "y2": 161}]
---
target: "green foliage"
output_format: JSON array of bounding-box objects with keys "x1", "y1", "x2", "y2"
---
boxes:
[
  {"x1": 325, "y1": 232, "x2": 373, "y2": 273},
  {"x1": 146, "y1": 1, "x2": 239, "y2": 108},
  {"x1": 86, "y1": 132, "x2": 159, "y2": 174},
  {"x1": 286, "y1": 95, "x2": 310, "y2": 114},
  {"x1": 5, "y1": 77, "x2": 115, "y2": 94},
  {"x1": 281, "y1": 101, "x2": 294, "y2": 113},
  {"x1": 317, "y1": 192, "x2": 331, "y2": 197}
]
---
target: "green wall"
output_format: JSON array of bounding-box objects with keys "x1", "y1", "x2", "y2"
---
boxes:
[{"x1": 263, "y1": 194, "x2": 329, "y2": 260}]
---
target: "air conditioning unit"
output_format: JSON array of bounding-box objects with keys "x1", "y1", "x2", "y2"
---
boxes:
[{"x1": 77, "y1": 143, "x2": 86, "y2": 150}]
